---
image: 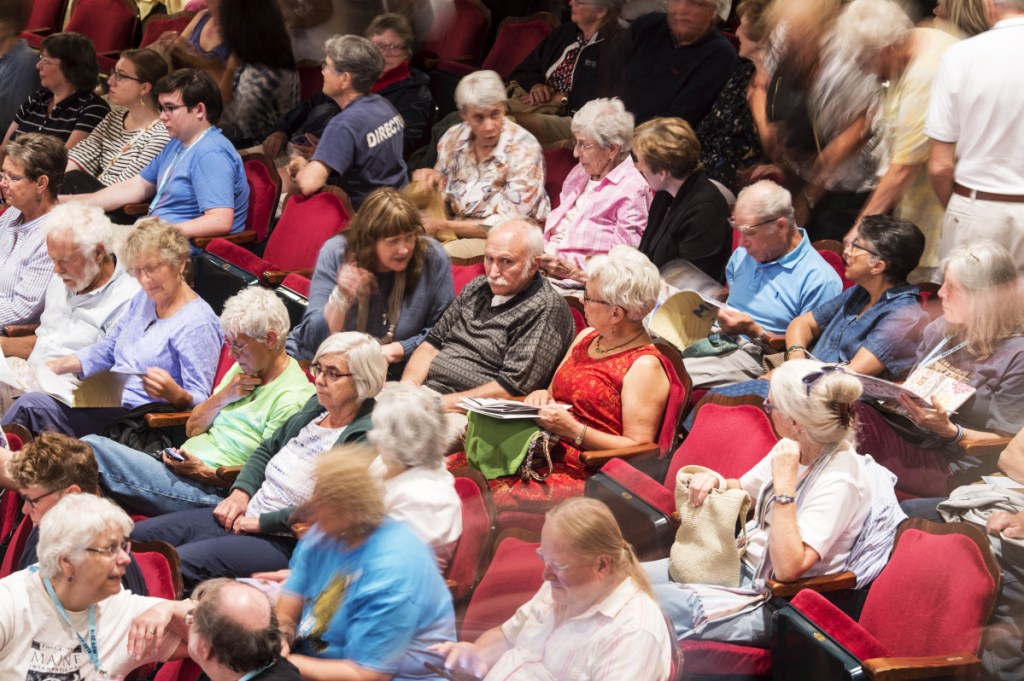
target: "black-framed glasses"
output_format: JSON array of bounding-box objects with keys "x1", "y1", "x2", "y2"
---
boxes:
[
  {"x1": 309, "y1": 362, "x2": 353, "y2": 382},
  {"x1": 22, "y1": 487, "x2": 61, "y2": 509},
  {"x1": 843, "y1": 238, "x2": 879, "y2": 258},
  {"x1": 157, "y1": 103, "x2": 189, "y2": 115},
  {"x1": 110, "y1": 70, "x2": 144, "y2": 84},
  {"x1": 729, "y1": 215, "x2": 784, "y2": 236},
  {"x1": 85, "y1": 540, "x2": 132, "y2": 558}
]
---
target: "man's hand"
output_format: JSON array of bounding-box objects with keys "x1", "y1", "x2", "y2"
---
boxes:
[
  {"x1": 716, "y1": 307, "x2": 758, "y2": 337},
  {"x1": 987, "y1": 511, "x2": 1024, "y2": 539}
]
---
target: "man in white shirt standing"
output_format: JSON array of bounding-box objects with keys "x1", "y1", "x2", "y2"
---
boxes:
[{"x1": 925, "y1": 0, "x2": 1024, "y2": 275}]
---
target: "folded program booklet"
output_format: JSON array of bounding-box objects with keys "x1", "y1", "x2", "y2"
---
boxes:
[
  {"x1": 0, "y1": 345, "x2": 136, "y2": 408},
  {"x1": 458, "y1": 397, "x2": 573, "y2": 420}
]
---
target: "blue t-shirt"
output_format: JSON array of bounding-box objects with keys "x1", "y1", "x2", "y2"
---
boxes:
[
  {"x1": 725, "y1": 229, "x2": 842, "y2": 335},
  {"x1": 311, "y1": 94, "x2": 408, "y2": 209},
  {"x1": 139, "y1": 126, "x2": 249, "y2": 233},
  {"x1": 811, "y1": 284, "x2": 928, "y2": 379},
  {"x1": 284, "y1": 521, "x2": 454, "y2": 680}
]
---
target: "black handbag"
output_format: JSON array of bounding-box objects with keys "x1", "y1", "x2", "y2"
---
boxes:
[
  {"x1": 584, "y1": 471, "x2": 676, "y2": 562},
  {"x1": 100, "y1": 402, "x2": 180, "y2": 455},
  {"x1": 771, "y1": 603, "x2": 868, "y2": 681}
]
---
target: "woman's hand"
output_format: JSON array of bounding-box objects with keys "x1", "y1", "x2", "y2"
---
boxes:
[
  {"x1": 430, "y1": 641, "x2": 489, "y2": 678},
  {"x1": 523, "y1": 83, "x2": 553, "y2": 105},
  {"x1": 262, "y1": 131, "x2": 288, "y2": 160},
  {"x1": 524, "y1": 389, "x2": 553, "y2": 407},
  {"x1": 219, "y1": 372, "x2": 263, "y2": 405},
  {"x1": 412, "y1": 168, "x2": 443, "y2": 189},
  {"x1": 213, "y1": 489, "x2": 250, "y2": 530},
  {"x1": 422, "y1": 216, "x2": 449, "y2": 236},
  {"x1": 232, "y1": 515, "x2": 261, "y2": 535},
  {"x1": 335, "y1": 262, "x2": 375, "y2": 300},
  {"x1": 770, "y1": 439, "x2": 801, "y2": 495},
  {"x1": 381, "y1": 342, "x2": 405, "y2": 364},
  {"x1": 987, "y1": 511, "x2": 1024, "y2": 539},
  {"x1": 537, "y1": 254, "x2": 583, "y2": 282},
  {"x1": 162, "y1": 449, "x2": 221, "y2": 484},
  {"x1": 535, "y1": 404, "x2": 578, "y2": 439},
  {"x1": 142, "y1": 367, "x2": 189, "y2": 407},
  {"x1": 686, "y1": 473, "x2": 721, "y2": 507},
  {"x1": 128, "y1": 603, "x2": 175, "y2": 660},
  {"x1": 898, "y1": 393, "x2": 959, "y2": 439}
]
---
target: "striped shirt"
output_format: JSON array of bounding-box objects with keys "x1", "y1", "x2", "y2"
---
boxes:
[
  {"x1": 12, "y1": 89, "x2": 109, "y2": 144},
  {"x1": 67, "y1": 109, "x2": 170, "y2": 186},
  {"x1": 0, "y1": 208, "x2": 54, "y2": 326}
]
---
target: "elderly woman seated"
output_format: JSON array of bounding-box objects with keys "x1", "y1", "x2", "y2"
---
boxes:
[
  {"x1": 646, "y1": 360, "x2": 871, "y2": 644},
  {"x1": 277, "y1": 452, "x2": 455, "y2": 679},
  {"x1": 536, "y1": 98, "x2": 651, "y2": 288},
  {"x1": 2, "y1": 217, "x2": 223, "y2": 437},
  {"x1": 435, "y1": 497, "x2": 673, "y2": 680},
  {"x1": 367, "y1": 383, "x2": 462, "y2": 570},
  {"x1": 411, "y1": 70, "x2": 549, "y2": 260},
  {"x1": 452, "y1": 246, "x2": 670, "y2": 515},
  {"x1": 82, "y1": 287, "x2": 315, "y2": 517},
  {"x1": 0, "y1": 494, "x2": 191, "y2": 679},
  {"x1": 286, "y1": 188, "x2": 454, "y2": 378},
  {"x1": 129, "y1": 332, "x2": 387, "y2": 585},
  {"x1": 632, "y1": 117, "x2": 732, "y2": 281}
]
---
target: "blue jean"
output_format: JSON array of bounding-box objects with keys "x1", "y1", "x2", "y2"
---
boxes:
[
  {"x1": 131, "y1": 507, "x2": 297, "y2": 587},
  {"x1": 2, "y1": 392, "x2": 127, "y2": 436},
  {"x1": 83, "y1": 435, "x2": 227, "y2": 516}
]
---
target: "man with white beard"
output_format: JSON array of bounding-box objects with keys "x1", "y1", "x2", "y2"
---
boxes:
[{"x1": 0, "y1": 202, "x2": 139, "y2": 410}]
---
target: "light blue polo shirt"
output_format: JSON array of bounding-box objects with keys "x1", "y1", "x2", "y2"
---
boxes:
[{"x1": 725, "y1": 229, "x2": 842, "y2": 335}]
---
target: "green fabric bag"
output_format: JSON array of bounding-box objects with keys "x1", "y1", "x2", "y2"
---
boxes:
[
  {"x1": 680, "y1": 333, "x2": 740, "y2": 358},
  {"x1": 465, "y1": 412, "x2": 544, "y2": 480}
]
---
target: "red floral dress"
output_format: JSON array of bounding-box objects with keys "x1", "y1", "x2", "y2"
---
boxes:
[{"x1": 451, "y1": 330, "x2": 662, "y2": 515}]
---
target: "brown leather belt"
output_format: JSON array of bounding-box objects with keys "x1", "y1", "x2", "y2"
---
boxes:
[{"x1": 953, "y1": 183, "x2": 1024, "y2": 203}]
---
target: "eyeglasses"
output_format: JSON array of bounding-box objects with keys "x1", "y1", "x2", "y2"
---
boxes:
[
  {"x1": 309, "y1": 362, "x2": 353, "y2": 382},
  {"x1": 157, "y1": 103, "x2": 188, "y2": 115},
  {"x1": 763, "y1": 396, "x2": 776, "y2": 414},
  {"x1": 842, "y1": 238, "x2": 879, "y2": 258},
  {"x1": 0, "y1": 173, "x2": 28, "y2": 185},
  {"x1": 38, "y1": 55, "x2": 58, "y2": 66},
  {"x1": 573, "y1": 139, "x2": 597, "y2": 152},
  {"x1": 536, "y1": 548, "x2": 571, "y2": 575},
  {"x1": 583, "y1": 292, "x2": 612, "y2": 306},
  {"x1": 227, "y1": 337, "x2": 259, "y2": 355},
  {"x1": 22, "y1": 487, "x2": 61, "y2": 509},
  {"x1": 126, "y1": 261, "x2": 167, "y2": 280},
  {"x1": 373, "y1": 42, "x2": 405, "y2": 53},
  {"x1": 729, "y1": 215, "x2": 783, "y2": 236},
  {"x1": 801, "y1": 365, "x2": 845, "y2": 396},
  {"x1": 110, "y1": 70, "x2": 144, "y2": 84},
  {"x1": 85, "y1": 540, "x2": 132, "y2": 558}
]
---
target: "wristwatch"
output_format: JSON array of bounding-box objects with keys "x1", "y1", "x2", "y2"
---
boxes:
[{"x1": 772, "y1": 494, "x2": 796, "y2": 505}]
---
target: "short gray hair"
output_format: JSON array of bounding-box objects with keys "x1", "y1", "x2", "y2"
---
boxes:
[
  {"x1": 368, "y1": 383, "x2": 446, "y2": 469},
  {"x1": 455, "y1": 70, "x2": 507, "y2": 111},
  {"x1": 324, "y1": 34, "x2": 384, "y2": 94},
  {"x1": 220, "y1": 288, "x2": 291, "y2": 351},
  {"x1": 588, "y1": 246, "x2": 660, "y2": 321},
  {"x1": 735, "y1": 180, "x2": 796, "y2": 226},
  {"x1": 489, "y1": 218, "x2": 545, "y2": 259},
  {"x1": 37, "y1": 495, "x2": 133, "y2": 581},
  {"x1": 571, "y1": 98, "x2": 635, "y2": 160},
  {"x1": 313, "y1": 332, "x2": 388, "y2": 401},
  {"x1": 42, "y1": 201, "x2": 116, "y2": 260},
  {"x1": 834, "y1": 0, "x2": 913, "y2": 64}
]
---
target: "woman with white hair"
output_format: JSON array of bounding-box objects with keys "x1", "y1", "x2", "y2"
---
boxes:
[
  {"x1": 0, "y1": 494, "x2": 190, "y2": 679},
  {"x1": 367, "y1": 383, "x2": 462, "y2": 569},
  {"x1": 537, "y1": 98, "x2": 652, "y2": 288},
  {"x1": 646, "y1": 359, "x2": 871, "y2": 644},
  {"x1": 130, "y1": 332, "x2": 388, "y2": 585},
  {"x1": 82, "y1": 286, "x2": 315, "y2": 517},
  {"x1": 411, "y1": 70, "x2": 548, "y2": 258},
  {"x1": 457, "y1": 246, "x2": 670, "y2": 515}
]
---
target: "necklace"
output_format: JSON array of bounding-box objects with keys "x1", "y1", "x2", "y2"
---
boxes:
[{"x1": 594, "y1": 329, "x2": 645, "y2": 354}]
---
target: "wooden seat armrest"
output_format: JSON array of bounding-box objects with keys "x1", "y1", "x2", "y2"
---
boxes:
[
  {"x1": 123, "y1": 202, "x2": 149, "y2": 216},
  {"x1": 862, "y1": 653, "x2": 981, "y2": 680},
  {"x1": 215, "y1": 465, "x2": 242, "y2": 483},
  {"x1": 263, "y1": 268, "x2": 313, "y2": 286},
  {"x1": 963, "y1": 437, "x2": 1012, "y2": 457},
  {"x1": 2, "y1": 323, "x2": 39, "y2": 337},
  {"x1": 580, "y1": 442, "x2": 660, "y2": 467},
  {"x1": 191, "y1": 230, "x2": 257, "y2": 250},
  {"x1": 767, "y1": 571, "x2": 857, "y2": 597},
  {"x1": 446, "y1": 578, "x2": 458, "y2": 598},
  {"x1": 144, "y1": 412, "x2": 191, "y2": 428},
  {"x1": 291, "y1": 522, "x2": 311, "y2": 539}
]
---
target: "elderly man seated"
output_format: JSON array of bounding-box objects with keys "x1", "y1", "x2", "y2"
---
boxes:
[
  {"x1": 0, "y1": 202, "x2": 139, "y2": 412},
  {"x1": 80, "y1": 287, "x2": 315, "y2": 517},
  {"x1": 401, "y1": 219, "x2": 574, "y2": 421},
  {"x1": 682, "y1": 180, "x2": 842, "y2": 388},
  {"x1": 72, "y1": 69, "x2": 249, "y2": 239}
]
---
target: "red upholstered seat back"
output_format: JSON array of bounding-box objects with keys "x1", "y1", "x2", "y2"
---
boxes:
[
  {"x1": 153, "y1": 658, "x2": 203, "y2": 681},
  {"x1": 25, "y1": 0, "x2": 65, "y2": 34},
  {"x1": 543, "y1": 149, "x2": 576, "y2": 210},
  {"x1": 213, "y1": 342, "x2": 234, "y2": 386},
  {"x1": 65, "y1": 0, "x2": 138, "y2": 54},
  {"x1": 450, "y1": 263, "x2": 484, "y2": 295},
  {"x1": 817, "y1": 249, "x2": 854, "y2": 290},
  {"x1": 420, "y1": 0, "x2": 491, "y2": 64},
  {"x1": 664, "y1": 404, "x2": 777, "y2": 489},
  {"x1": 654, "y1": 353, "x2": 689, "y2": 456},
  {"x1": 280, "y1": 273, "x2": 311, "y2": 298},
  {"x1": 858, "y1": 528, "x2": 997, "y2": 657},
  {"x1": 445, "y1": 477, "x2": 491, "y2": 600},
  {"x1": 0, "y1": 515, "x2": 32, "y2": 579},
  {"x1": 133, "y1": 550, "x2": 177, "y2": 600},
  {"x1": 139, "y1": 11, "x2": 194, "y2": 47},
  {"x1": 459, "y1": 537, "x2": 543, "y2": 642},
  {"x1": 265, "y1": 193, "x2": 349, "y2": 272},
  {"x1": 243, "y1": 158, "x2": 280, "y2": 242},
  {"x1": 481, "y1": 18, "x2": 555, "y2": 81}
]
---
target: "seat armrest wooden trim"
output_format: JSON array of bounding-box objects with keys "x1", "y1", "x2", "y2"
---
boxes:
[
  {"x1": 580, "y1": 442, "x2": 660, "y2": 467},
  {"x1": 2, "y1": 323, "x2": 39, "y2": 337},
  {"x1": 144, "y1": 412, "x2": 191, "y2": 428},
  {"x1": 862, "y1": 653, "x2": 981, "y2": 680},
  {"x1": 767, "y1": 571, "x2": 857, "y2": 597},
  {"x1": 963, "y1": 437, "x2": 1012, "y2": 457},
  {"x1": 191, "y1": 230, "x2": 257, "y2": 250},
  {"x1": 216, "y1": 465, "x2": 243, "y2": 484}
]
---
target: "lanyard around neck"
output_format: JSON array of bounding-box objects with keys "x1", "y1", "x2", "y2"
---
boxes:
[
  {"x1": 41, "y1": 575, "x2": 104, "y2": 674},
  {"x1": 237, "y1": 662, "x2": 275, "y2": 681},
  {"x1": 916, "y1": 336, "x2": 968, "y2": 372},
  {"x1": 149, "y1": 127, "x2": 214, "y2": 213}
]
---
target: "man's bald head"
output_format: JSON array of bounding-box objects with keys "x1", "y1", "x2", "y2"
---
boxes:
[{"x1": 190, "y1": 579, "x2": 280, "y2": 674}]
